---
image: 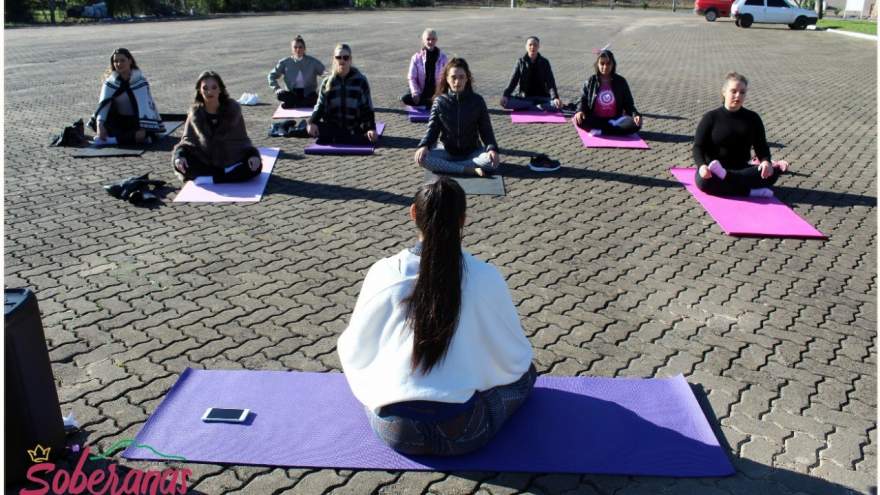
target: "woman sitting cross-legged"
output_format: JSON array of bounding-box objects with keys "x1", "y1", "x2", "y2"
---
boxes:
[
  {"x1": 414, "y1": 58, "x2": 500, "y2": 177},
  {"x1": 401, "y1": 28, "x2": 449, "y2": 109},
  {"x1": 573, "y1": 49, "x2": 643, "y2": 136},
  {"x1": 694, "y1": 72, "x2": 788, "y2": 198},
  {"x1": 172, "y1": 71, "x2": 261, "y2": 184},
  {"x1": 307, "y1": 44, "x2": 378, "y2": 146},
  {"x1": 500, "y1": 36, "x2": 562, "y2": 112},
  {"x1": 91, "y1": 48, "x2": 165, "y2": 146},
  {"x1": 268, "y1": 35, "x2": 326, "y2": 109},
  {"x1": 338, "y1": 177, "x2": 536, "y2": 456}
]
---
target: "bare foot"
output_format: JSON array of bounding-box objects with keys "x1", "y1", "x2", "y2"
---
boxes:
[
  {"x1": 699, "y1": 165, "x2": 712, "y2": 179},
  {"x1": 773, "y1": 160, "x2": 789, "y2": 172},
  {"x1": 474, "y1": 167, "x2": 486, "y2": 177}
]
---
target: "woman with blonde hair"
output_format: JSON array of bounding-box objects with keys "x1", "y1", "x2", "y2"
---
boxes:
[
  {"x1": 307, "y1": 44, "x2": 378, "y2": 145},
  {"x1": 693, "y1": 72, "x2": 788, "y2": 197},
  {"x1": 402, "y1": 28, "x2": 448, "y2": 109}
]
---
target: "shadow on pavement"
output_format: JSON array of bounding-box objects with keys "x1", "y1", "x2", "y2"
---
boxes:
[{"x1": 266, "y1": 175, "x2": 411, "y2": 206}]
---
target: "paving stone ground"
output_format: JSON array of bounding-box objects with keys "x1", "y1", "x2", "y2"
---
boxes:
[{"x1": 4, "y1": 8, "x2": 877, "y2": 494}]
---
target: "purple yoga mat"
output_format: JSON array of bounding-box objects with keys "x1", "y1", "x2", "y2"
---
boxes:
[
  {"x1": 575, "y1": 123, "x2": 650, "y2": 149},
  {"x1": 304, "y1": 122, "x2": 385, "y2": 155},
  {"x1": 173, "y1": 147, "x2": 279, "y2": 203},
  {"x1": 510, "y1": 111, "x2": 568, "y2": 124},
  {"x1": 272, "y1": 105, "x2": 313, "y2": 119},
  {"x1": 406, "y1": 105, "x2": 429, "y2": 123},
  {"x1": 670, "y1": 168, "x2": 826, "y2": 239},
  {"x1": 123, "y1": 369, "x2": 733, "y2": 476}
]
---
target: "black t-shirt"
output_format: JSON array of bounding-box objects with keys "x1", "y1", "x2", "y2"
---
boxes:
[
  {"x1": 206, "y1": 111, "x2": 220, "y2": 131},
  {"x1": 693, "y1": 106, "x2": 770, "y2": 170},
  {"x1": 524, "y1": 57, "x2": 543, "y2": 97},
  {"x1": 424, "y1": 48, "x2": 439, "y2": 97}
]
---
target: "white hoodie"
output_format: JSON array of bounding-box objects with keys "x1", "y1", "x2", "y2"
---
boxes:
[{"x1": 338, "y1": 247, "x2": 533, "y2": 413}]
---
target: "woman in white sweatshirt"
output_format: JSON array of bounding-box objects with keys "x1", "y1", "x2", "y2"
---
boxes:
[{"x1": 337, "y1": 177, "x2": 535, "y2": 456}]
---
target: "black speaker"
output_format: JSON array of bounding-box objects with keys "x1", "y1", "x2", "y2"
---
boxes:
[{"x1": 5, "y1": 288, "x2": 65, "y2": 485}]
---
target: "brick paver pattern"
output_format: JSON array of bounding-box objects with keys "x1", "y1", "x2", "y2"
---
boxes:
[{"x1": 4, "y1": 8, "x2": 877, "y2": 495}]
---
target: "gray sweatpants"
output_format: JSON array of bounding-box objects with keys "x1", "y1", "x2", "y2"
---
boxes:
[{"x1": 422, "y1": 147, "x2": 494, "y2": 175}]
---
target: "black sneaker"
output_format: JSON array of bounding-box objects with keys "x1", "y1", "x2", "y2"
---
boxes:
[{"x1": 529, "y1": 154, "x2": 561, "y2": 172}]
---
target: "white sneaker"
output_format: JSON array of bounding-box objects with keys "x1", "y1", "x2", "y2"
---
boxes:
[
  {"x1": 588, "y1": 129, "x2": 602, "y2": 137},
  {"x1": 194, "y1": 176, "x2": 214, "y2": 186}
]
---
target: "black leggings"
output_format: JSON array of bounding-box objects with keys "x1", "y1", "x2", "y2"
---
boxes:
[
  {"x1": 105, "y1": 105, "x2": 144, "y2": 145},
  {"x1": 316, "y1": 123, "x2": 371, "y2": 146},
  {"x1": 694, "y1": 165, "x2": 782, "y2": 197},
  {"x1": 277, "y1": 89, "x2": 318, "y2": 109},
  {"x1": 178, "y1": 152, "x2": 261, "y2": 183},
  {"x1": 579, "y1": 114, "x2": 640, "y2": 136},
  {"x1": 401, "y1": 92, "x2": 434, "y2": 109}
]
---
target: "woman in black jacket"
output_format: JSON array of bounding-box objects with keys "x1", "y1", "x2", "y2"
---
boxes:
[
  {"x1": 414, "y1": 58, "x2": 500, "y2": 177},
  {"x1": 573, "y1": 49, "x2": 643, "y2": 136},
  {"x1": 500, "y1": 36, "x2": 562, "y2": 112}
]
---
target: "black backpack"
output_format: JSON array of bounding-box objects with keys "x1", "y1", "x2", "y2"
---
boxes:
[{"x1": 50, "y1": 119, "x2": 88, "y2": 147}]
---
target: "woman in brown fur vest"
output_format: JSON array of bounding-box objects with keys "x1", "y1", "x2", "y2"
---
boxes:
[{"x1": 173, "y1": 71, "x2": 261, "y2": 184}]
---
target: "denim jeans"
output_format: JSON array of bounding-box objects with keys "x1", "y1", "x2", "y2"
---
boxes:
[{"x1": 366, "y1": 364, "x2": 537, "y2": 456}]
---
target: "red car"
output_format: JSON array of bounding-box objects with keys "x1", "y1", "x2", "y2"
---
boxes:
[{"x1": 694, "y1": 0, "x2": 734, "y2": 21}]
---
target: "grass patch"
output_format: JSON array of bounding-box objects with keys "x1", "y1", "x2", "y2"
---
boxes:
[{"x1": 818, "y1": 18, "x2": 876, "y2": 35}]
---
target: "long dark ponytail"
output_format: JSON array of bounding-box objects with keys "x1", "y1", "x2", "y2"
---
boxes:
[{"x1": 406, "y1": 177, "x2": 467, "y2": 374}]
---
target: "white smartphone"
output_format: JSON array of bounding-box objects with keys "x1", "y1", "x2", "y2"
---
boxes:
[{"x1": 201, "y1": 408, "x2": 250, "y2": 423}]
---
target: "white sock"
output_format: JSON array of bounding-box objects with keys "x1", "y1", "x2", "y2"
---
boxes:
[
  {"x1": 194, "y1": 176, "x2": 214, "y2": 186},
  {"x1": 707, "y1": 160, "x2": 727, "y2": 180},
  {"x1": 589, "y1": 129, "x2": 602, "y2": 136},
  {"x1": 609, "y1": 116, "x2": 624, "y2": 127},
  {"x1": 749, "y1": 188, "x2": 774, "y2": 198}
]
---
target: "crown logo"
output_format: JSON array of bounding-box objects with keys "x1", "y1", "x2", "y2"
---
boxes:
[{"x1": 28, "y1": 444, "x2": 51, "y2": 463}]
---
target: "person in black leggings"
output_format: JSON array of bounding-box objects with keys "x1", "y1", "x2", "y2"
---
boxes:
[{"x1": 694, "y1": 72, "x2": 789, "y2": 197}]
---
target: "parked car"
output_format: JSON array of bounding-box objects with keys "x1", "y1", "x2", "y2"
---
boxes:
[
  {"x1": 695, "y1": 0, "x2": 734, "y2": 21},
  {"x1": 731, "y1": 0, "x2": 818, "y2": 29}
]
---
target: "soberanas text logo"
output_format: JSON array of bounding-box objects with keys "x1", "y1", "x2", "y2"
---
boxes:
[{"x1": 22, "y1": 440, "x2": 192, "y2": 495}]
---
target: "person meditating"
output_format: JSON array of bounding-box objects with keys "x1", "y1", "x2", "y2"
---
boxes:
[
  {"x1": 414, "y1": 58, "x2": 500, "y2": 177},
  {"x1": 338, "y1": 177, "x2": 536, "y2": 456},
  {"x1": 172, "y1": 71, "x2": 261, "y2": 184},
  {"x1": 307, "y1": 44, "x2": 378, "y2": 146},
  {"x1": 573, "y1": 49, "x2": 642, "y2": 136},
  {"x1": 268, "y1": 35, "x2": 326, "y2": 109},
  {"x1": 91, "y1": 48, "x2": 164, "y2": 146},
  {"x1": 402, "y1": 28, "x2": 448, "y2": 110},
  {"x1": 694, "y1": 72, "x2": 788, "y2": 197},
  {"x1": 500, "y1": 36, "x2": 562, "y2": 112}
]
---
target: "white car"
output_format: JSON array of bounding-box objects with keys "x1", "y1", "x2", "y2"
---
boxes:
[{"x1": 731, "y1": 0, "x2": 818, "y2": 29}]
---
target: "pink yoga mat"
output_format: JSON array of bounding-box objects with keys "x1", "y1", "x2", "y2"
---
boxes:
[
  {"x1": 304, "y1": 122, "x2": 385, "y2": 155},
  {"x1": 173, "y1": 147, "x2": 280, "y2": 203},
  {"x1": 272, "y1": 106, "x2": 313, "y2": 119},
  {"x1": 510, "y1": 111, "x2": 568, "y2": 124},
  {"x1": 575, "y1": 124, "x2": 650, "y2": 149},
  {"x1": 670, "y1": 167, "x2": 826, "y2": 239}
]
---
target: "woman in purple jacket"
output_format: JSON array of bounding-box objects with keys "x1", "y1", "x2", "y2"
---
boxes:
[{"x1": 401, "y1": 28, "x2": 449, "y2": 109}]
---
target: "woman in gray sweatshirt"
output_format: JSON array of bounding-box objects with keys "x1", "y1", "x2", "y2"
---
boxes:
[{"x1": 268, "y1": 36, "x2": 326, "y2": 109}]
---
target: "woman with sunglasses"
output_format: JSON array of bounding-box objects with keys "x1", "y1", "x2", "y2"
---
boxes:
[
  {"x1": 414, "y1": 58, "x2": 499, "y2": 177},
  {"x1": 401, "y1": 28, "x2": 448, "y2": 110},
  {"x1": 693, "y1": 72, "x2": 788, "y2": 197},
  {"x1": 268, "y1": 35, "x2": 326, "y2": 109},
  {"x1": 339, "y1": 176, "x2": 536, "y2": 456},
  {"x1": 307, "y1": 44, "x2": 378, "y2": 145}
]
